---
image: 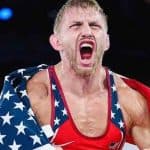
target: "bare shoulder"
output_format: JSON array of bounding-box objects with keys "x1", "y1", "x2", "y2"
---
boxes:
[
  {"x1": 26, "y1": 69, "x2": 50, "y2": 104},
  {"x1": 26, "y1": 69, "x2": 52, "y2": 125},
  {"x1": 114, "y1": 75, "x2": 150, "y2": 147},
  {"x1": 114, "y1": 74, "x2": 149, "y2": 125}
]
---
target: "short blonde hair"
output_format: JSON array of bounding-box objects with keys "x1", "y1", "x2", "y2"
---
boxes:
[{"x1": 53, "y1": 0, "x2": 107, "y2": 33}]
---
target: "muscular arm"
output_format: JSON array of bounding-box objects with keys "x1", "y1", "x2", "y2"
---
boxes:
[
  {"x1": 115, "y1": 75, "x2": 150, "y2": 149},
  {"x1": 131, "y1": 94, "x2": 150, "y2": 150},
  {"x1": 120, "y1": 86, "x2": 150, "y2": 149}
]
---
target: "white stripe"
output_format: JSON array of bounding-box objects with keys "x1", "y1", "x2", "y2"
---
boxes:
[
  {"x1": 42, "y1": 125, "x2": 54, "y2": 138},
  {"x1": 123, "y1": 143, "x2": 139, "y2": 150},
  {"x1": 33, "y1": 144, "x2": 56, "y2": 150}
]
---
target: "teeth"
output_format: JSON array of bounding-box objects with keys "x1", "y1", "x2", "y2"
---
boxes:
[{"x1": 80, "y1": 43, "x2": 93, "y2": 48}]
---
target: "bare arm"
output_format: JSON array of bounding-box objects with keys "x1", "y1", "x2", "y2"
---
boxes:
[
  {"x1": 131, "y1": 93, "x2": 150, "y2": 149},
  {"x1": 115, "y1": 75, "x2": 150, "y2": 149}
]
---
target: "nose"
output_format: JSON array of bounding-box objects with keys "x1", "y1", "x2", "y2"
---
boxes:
[{"x1": 81, "y1": 23, "x2": 93, "y2": 37}]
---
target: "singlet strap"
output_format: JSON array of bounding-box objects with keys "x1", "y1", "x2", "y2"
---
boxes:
[
  {"x1": 109, "y1": 71, "x2": 125, "y2": 133},
  {"x1": 107, "y1": 70, "x2": 126, "y2": 149},
  {"x1": 108, "y1": 70, "x2": 126, "y2": 134},
  {"x1": 48, "y1": 66, "x2": 69, "y2": 132}
]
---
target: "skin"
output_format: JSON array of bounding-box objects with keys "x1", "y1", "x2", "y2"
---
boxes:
[{"x1": 27, "y1": 7, "x2": 150, "y2": 150}]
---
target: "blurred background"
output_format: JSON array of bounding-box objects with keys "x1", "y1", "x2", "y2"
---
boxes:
[{"x1": 0, "y1": 0, "x2": 150, "y2": 90}]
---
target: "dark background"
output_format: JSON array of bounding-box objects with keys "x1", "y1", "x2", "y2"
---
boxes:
[{"x1": 0, "y1": 0, "x2": 150, "y2": 91}]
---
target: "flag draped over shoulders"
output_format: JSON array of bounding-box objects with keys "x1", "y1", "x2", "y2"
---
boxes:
[
  {"x1": 0, "y1": 64, "x2": 51, "y2": 150},
  {"x1": 0, "y1": 64, "x2": 150, "y2": 149}
]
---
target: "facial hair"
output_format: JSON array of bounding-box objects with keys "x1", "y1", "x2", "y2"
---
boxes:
[{"x1": 68, "y1": 46, "x2": 103, "y2": 77}]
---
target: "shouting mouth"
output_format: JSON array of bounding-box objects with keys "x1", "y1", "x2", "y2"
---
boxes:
[
  {"x1": 78, "y1": 40, "x2": 96, "y2": 66},
  {"x1": 80, "y1": 42, "x2": 93, "y2": 59}
]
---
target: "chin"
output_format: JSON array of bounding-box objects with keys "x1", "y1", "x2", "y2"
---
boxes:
[
  {"x1": 71, "y1": 59, "x2": 99, "y2": 77},
  {"x1": 74, "y1": 66, "x2": 96, "y2": 77}
]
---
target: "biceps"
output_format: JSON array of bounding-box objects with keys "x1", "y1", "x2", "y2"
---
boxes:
[{"x1": 132, "y1": 125, "x2": 150, "y2": 149}]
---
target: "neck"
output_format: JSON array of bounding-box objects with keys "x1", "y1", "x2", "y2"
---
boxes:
[{"x1": 55, "y1": 63, "x2": 107, "y2": 96}]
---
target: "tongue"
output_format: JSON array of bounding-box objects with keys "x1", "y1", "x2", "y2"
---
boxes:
[{"x1": 81, "y1": 53, "x2": 92, "y2": 59}]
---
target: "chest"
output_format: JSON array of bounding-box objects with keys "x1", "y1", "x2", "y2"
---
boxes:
[{"x1": 65, "y1": 91, "x2": 109, "y2": 137}]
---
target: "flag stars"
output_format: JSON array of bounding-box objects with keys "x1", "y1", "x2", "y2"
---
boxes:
[
  {"x1": 17, "y1": 69, "x2": 26, "y2": 75},
  {"x1": 111, "y1": 85, "x2": 117, "y2": 92},
  {"x1": 9, "y1": 140, "x2": 22, "y2": 150},
  {"x1": 14, "y1": 102, "x2": 25, "y2": 111},
  {"x1": 37, "y1": 64, "x2": 44, "y2": 68},
  {"x1": 3, "y1": 91, "x2": 14, "y2": 101},
  {"x1": 55, "y1": 100, "x2": 59, "y2": 107},
  {"x1": 37, "y1": 64, "x2": 47, "y2": 68},
  {"x1": 54, "y1": 117, "x2": 60, "y2": 126},
  {"x1": 24, "y1": 75, "x2": 31, "y2": 80},
  {"x1": 0, "y1": 133, "x2": 6, "y2": 144},
  {"x1": 15, "y1": 121, "x2": 27, "y2": 135},
  {"x1": 115, "y1": 103, "x2": 121, "y2": 110},
  {"x1": 111, "y1": 111, "x2": 115, "y2": 119},
  {"x1": 1, "y1": 112, "x2": 14, "y2": 125},
  {"x1": 11, "y1": 78, "x2": 16, "y2": 85},
  {"x1": 119, "y1": 120, "x2": 124, "y2": 128},
  {"x1": 27, "y1": 116, "x2": 36, "y2": 124},
  {"x1": 30, "y1": 135, "x2": 41, "y2": 145},
  {"x1": 20, "y1": 90, "x2": 27, "y2": 98},
  {"x1": 108, "y1": 70, "x2": 113, "y2": 75},
  {"x1": 62, "y1": 108, "x2": 67, "y2": 116},
  {"x1": 28, "y1": 108, "x2": 35, "y2": 116},
  {"x1": 52, "y1": 84, "x2": 56, "y2": 90},
  {"x1": 4, "y1": 75, "x2": 10, "y2": 81}
]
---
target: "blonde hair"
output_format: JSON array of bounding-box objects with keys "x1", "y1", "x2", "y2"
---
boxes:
[{"x1": 53, "y1": 0, "x2": 107, "y2": 33}]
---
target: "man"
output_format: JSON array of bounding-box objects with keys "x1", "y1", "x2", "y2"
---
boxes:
[{"x1": 0, "y1": 0, "x2": 150, "y2": 150}]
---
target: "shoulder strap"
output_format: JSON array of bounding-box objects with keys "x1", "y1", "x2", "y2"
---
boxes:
[
  {"x1": 47, "y1": 66, "x2": 69, "y2": 132},
  {"x1": 108, "y1": 70, "x2": 126, "y2": 134}
]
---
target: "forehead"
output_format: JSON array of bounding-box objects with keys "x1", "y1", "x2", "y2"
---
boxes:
[{"x1": 62, "y1": 7, "x2": 105, "y2": 24}]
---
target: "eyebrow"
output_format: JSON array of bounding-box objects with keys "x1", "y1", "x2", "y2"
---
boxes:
[
  {"x1": 70, "y1": 20, "x2": 100, "y2": 24},
  {"x1": 89, "y1": 20, "x2": 102, "y2": 25},
  {"x1": 70, "y1": 21, "x2": 83, "y2": 24},
  {"x1": 69, "y1": 20, "x2": 103, "y2": 29}
]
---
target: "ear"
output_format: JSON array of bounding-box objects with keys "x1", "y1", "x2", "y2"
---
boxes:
[
  {"x1": 49, "y1": 34, "x2": 63, "y2": 51},
  {"x1": 104, "y1": 34, "x2": 110, "y2": 51}
]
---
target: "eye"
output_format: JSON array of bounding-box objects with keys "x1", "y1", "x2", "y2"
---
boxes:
[
  {"x1": 90, "y1": 23, "x2": 101, "y2": 30},
  {"x1": 69, "y1": 22, "x2": 82, "y2": 29}
]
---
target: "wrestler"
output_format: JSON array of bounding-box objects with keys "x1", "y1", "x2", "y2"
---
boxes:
[
  {"x1": 0, "y1": 0, "x2": 150, "y2": 150},
  {"x1": 26, "y1": 0, "x2": 150, "y2": 149}
]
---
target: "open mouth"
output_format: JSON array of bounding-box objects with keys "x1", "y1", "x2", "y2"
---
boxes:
[{"x1": 79, "y1": 42, "x2": 94, "y2": 60}]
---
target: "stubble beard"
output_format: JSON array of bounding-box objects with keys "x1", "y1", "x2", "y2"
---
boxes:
[{"x1": 69, "y1": 51, "x2": 102, "y2": 78}]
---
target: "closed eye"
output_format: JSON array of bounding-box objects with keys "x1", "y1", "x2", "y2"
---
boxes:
[
  {"x1": 69, "y1": 22, "x2": 82, "y2": 28},
  {"x1": 69, "y1": 22, "x2": 82, "y2": 29},
  {"x1": 89, "y1": 23, "x2": 102, "y2": 29}
]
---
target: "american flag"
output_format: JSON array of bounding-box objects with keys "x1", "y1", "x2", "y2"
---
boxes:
[
  {"x1": 1, "y1": 64, "x2": 145, "y2": 149},
  {"x1": 0, "y1": 64, "x2": 55, "y2": 150}
]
